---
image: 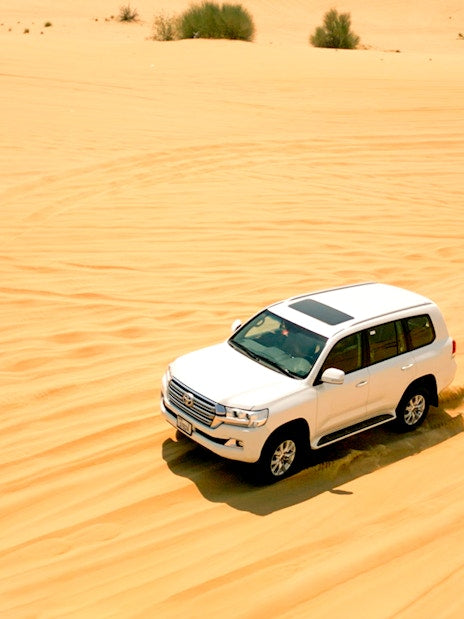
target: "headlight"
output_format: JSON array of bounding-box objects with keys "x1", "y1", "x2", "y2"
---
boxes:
[
  {"x1": 216, "y1": 405, "x2": 268, "y2": 427},
  {"x1": 161, "y1": 365, "x2": 172, "y2": 394}
]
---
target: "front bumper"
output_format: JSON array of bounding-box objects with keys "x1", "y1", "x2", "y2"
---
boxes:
[{"x1": 160, "y1": 396, "x2": 264, "y2": 463}]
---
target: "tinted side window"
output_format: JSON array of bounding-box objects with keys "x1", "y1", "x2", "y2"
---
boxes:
[
  {"x1": 321, "y1": 332, "x2": 363, "y2": 375},
  {"x1": 368, "y1": 320, "x2": 405, "y2": 365},
  {"x1": 405, "y1": 314, "x2": 435, "y2": 350}
]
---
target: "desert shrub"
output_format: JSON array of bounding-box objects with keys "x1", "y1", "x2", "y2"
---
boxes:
[
  {"x1": 118, "y1": 4, "x2": 139, "y2": 22},
  {"x1": 152, "y1": 13, "x2": 179, "y2": 41},
  {"x1": 44, "y1": 21, "x2": 52, "y2": 27},
  {"x1": 177, "y1": 1, "x2": 255, "y2": 41},
  {"x1": 218, "y1": 3, "x2": 255, "y2": 40},
  {"x1": 310, "y1": 9, "x2": 360, "y2": 49}
]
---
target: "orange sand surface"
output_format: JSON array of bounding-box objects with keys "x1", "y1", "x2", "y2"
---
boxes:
[{"x1": 1, "y1": 1, "x2": 464, "y2": 617}]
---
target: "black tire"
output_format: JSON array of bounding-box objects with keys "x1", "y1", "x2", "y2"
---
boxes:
[
  {"x1": 253, "y1": 430, "x2": 302, "y2": 484},
  {"x1": 394, "y1": 387, "x2": 430, "y2": 431}
]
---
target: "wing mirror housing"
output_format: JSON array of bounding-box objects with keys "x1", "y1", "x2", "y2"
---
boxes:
[
  {"x1": 321, "y1": 368, "x2": 345, "y2": 385},
  {"x1": 231, "y1": 319, "x2": 242, "y2": 334}
]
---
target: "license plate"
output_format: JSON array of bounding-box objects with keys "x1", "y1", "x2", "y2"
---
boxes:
[{"x1": 177, "y1": 416, "x2": 192, "y2": 436}]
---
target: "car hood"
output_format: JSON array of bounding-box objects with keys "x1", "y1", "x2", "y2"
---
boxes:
[{"x1": 170, "y1": 342, "x2": 303, "y2": 409}]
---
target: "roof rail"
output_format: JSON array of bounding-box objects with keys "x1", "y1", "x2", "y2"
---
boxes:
[{"x1": 348, "y1": 301, "x2": 432, "y2": 328}]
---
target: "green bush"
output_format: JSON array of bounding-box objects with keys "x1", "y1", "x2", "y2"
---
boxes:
[
  {"x1": 177, "y1": 1, "x2": 255, "y2": 41},
  {"x1": 310, "y1": 9, "x2": 360, "y2": 49},
  {"x1": 219, "y1": 3, "x2": 255, "y2": 40}
]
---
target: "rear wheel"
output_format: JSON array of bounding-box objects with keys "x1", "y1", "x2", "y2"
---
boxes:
[
  {"x1": 253, "y1": 431, "x2": 303, "y2": 484},
  {"x1": 394, "y1": 387, "x2": 429, "y2": 431}
]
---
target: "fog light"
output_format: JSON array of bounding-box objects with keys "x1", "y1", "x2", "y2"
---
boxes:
[{"x1": 225, "y1": 439, "x2": 244, "y2": 448}]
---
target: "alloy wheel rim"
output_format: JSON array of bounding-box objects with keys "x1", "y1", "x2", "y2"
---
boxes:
[
  {"x1": 270, "y1": 439, "x2": 296, "y2": 476},
  {"x1": 404, "y1": 394, "x2": 426, "y2": 425}
]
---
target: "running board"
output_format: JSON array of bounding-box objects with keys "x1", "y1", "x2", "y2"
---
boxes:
[{"x1": 316, "y1": 413, "x2": 395, "y2": 447}]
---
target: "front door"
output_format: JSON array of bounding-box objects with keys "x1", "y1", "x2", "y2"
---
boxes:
[{"x1": 314, "y1": 332, "x2": 369, "y2": 442}]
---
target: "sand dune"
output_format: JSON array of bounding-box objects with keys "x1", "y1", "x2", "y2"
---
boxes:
[{"x1": 1, "y1": 1, "x2": 464, "y2": 617}]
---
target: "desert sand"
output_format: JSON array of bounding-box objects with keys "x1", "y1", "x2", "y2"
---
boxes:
[{"x1": 1, "y1": 0, "x2": 464, "y2": 617}]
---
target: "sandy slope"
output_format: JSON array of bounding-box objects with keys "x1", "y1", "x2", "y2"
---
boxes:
[{"x1": 1, "y1": 1, "x2": 464, "y2": 617}]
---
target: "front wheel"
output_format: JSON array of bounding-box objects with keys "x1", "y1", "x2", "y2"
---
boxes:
[
  {"x1": 253, "y1": 431, "x2": 302, "y2": 484},
  {"x1": 394, "y1": 387, "x2": 429, "y2": 431}
]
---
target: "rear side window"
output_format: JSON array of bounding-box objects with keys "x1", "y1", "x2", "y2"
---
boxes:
[
  {"x1": 404, "y1": 314, "x2": 435, "y2": 350},
  {"x1": 367, "y1": 320, "x2": 406, "y2": 365}
]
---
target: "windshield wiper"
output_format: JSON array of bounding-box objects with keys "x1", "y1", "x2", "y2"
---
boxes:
[
  {"x1": 259, "y1": 357, "x2": 294, "y2": 377},
  {"x1": 230, "y1": 340, "x2": 295, "y2": 377},
  {"x1": 229, "y1": 339, "x2": 261, "y2": 362}
]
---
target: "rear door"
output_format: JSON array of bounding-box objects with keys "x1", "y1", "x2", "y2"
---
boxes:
[{"x1": 365, "y1": 319, "x2": 417, "y2": 416}]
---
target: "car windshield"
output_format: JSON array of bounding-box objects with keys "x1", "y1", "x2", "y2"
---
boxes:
[{"x1": 229, "y1": 309, "x2": 327, "y2": 379}]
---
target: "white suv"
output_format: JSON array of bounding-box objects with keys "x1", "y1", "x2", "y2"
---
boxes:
[{"x1": 161, "y1": 283, "x2": 457, "y2": 483}]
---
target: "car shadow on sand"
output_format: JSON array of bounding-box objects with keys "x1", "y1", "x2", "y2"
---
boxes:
[{"x1": 161, "y1": 397, "x2": 464, "y2": 516}]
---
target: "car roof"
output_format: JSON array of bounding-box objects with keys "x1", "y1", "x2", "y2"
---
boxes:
[{"x1": 270, "y1": 282, "x2": 434, "y2": 338}]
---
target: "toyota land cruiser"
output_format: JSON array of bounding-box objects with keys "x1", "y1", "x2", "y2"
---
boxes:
[{"x1": 161, "y1": 283, "x2": 457, "y2": 483}]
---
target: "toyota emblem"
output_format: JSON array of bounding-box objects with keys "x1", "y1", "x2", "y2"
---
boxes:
[{"x1": 182, "y1": 392, "x2": 195, "y2": 408}]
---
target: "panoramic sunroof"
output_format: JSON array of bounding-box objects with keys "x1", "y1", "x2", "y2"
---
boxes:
[{"x1": 290, "y1": 299, "x2": 353, "y2": 325}]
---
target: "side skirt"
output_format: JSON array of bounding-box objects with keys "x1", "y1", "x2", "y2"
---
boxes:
[{"x1": 316, "y1": 413, "x2": 396, "y2": 448}]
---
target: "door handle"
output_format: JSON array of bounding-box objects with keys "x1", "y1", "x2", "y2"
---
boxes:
[
  {"x1": 401, "y1": 363, "x2": 414, "y2": 371},
  {"x1": 356, "y1": 380, "x2": 368, "y2": 387}
]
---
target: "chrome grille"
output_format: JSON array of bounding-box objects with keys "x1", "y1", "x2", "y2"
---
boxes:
[{"x1": 168, "y1": 378, "x2": 216, "y2": 427}]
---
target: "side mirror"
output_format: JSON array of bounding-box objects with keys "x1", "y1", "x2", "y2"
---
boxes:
[
  {"x1": 231, "y1": 319, "x2": 242, "y2": 334},
  {"x1": 321, "y1": 367, "x2": 345, "y2": 385}
]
